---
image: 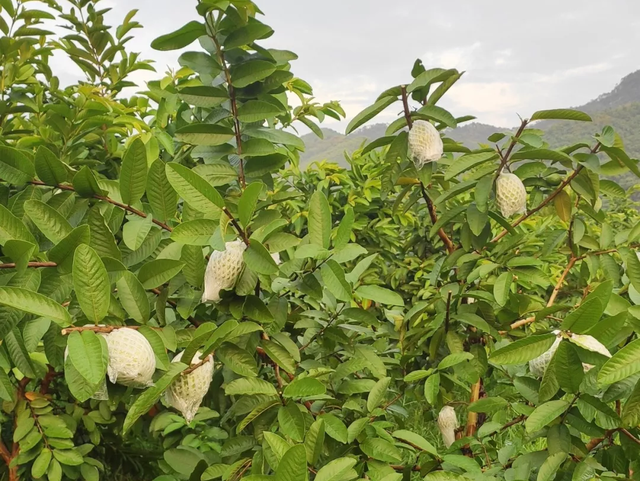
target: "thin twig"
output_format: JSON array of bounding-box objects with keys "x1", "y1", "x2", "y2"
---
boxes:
[{"x1": 0, "y1": 261, "x2": 57, "y2": 269}]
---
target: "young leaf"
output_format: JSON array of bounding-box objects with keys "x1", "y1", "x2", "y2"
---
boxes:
[
  {"x1": 120, "y1": 138, "x2": 148, "y2": 205},
  {"x1": 73, "y1": 244, "x2": 110, "y2": 323},
  {"x1": 308, "y1": 191, "x2": 331, "y2": 249},
  {"x1": 345, "y1": 97, "x2": 396, "y2": 135},
  {"x1": 530, "y1": 109, "x2": 592, "y2": 122}
]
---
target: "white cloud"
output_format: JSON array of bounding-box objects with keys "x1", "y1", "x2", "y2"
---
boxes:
[
  {"x1": 445, "y1": 82, "x2": 522, "y2": 126},
  {"x1": 423, "y1": 42, "x2": 482, "y2": 70}
]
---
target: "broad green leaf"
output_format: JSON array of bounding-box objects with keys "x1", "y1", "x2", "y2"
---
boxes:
[
  {"x1": 345, "y1": 96, "x2": 397, "y2": 135},
  {"x1": 224, "y1": 19, "x2": 273, "y2": 49},
  {"x1": 424, "y1": 373, "x2": 440, "y2": 405},
  {"x1": 494, "y1": 272, "x2": 512, "y2": 307},
  {"x1": 367, "y1": 377, "x2": 391, "y2": 412},
  {"x1": 355, "y1": 285, "x2": 403, "y2": 306},
  {"x1": 320, "y1": 414, "x2": 348, "y2": 443},
  {"x1": 175, "y1": 124, "x2": 235, "y2": 146},
  {"x1": 244, "y1": 153, "x2": 289, "y2": 177},
  {"x1": 244, "y1": 127, "x2": 305, "y2": 151},
  {"x1": 438, "y1": 352, "x2": 474, "y2": 370},
  {"x1": 530, "y1": 109, "x2": 592, "y2": 122},
  {"x1": 468, "y1": 397, "x2": 508, "y2": 413},
  {"x1": 73, "y1": 166, "x2": 105, "y2": 197},
  {"x1": 31, "y1": 448, "x2": 52, "y2": 478},
  {"x1": 48, "y1": 225, "x2": 90, "y2": 273},
  {"x1": 73, "y1": 244, "x2": 110, "y2": 322},
  {"x1": 5, "y1": 329, "x2": 35, "y2": 378},
  {"x1": 123, "y1": 218, "x2": 153, "y2": 251},
  {"x1": 171, "y1": 219, "x2": 216, "y2": 246},
  {"x1": 560, "y1": 298, "x2": 603, "y2": 333},
  {"x1": 244, "y1": 240, "x2": 278, "y2": 275},
  {"x1": 122, "y1": 362, "x2": 187, "y2": 434},
  {"x1": 3, "y1": 240, "x2": 35, "y2": 274},
  {"x1": 166, "y1": 163, "x2": 224, "y2": 213},
  {"x1": 537, "y1": 452, "x2": 567, "y2": 481},
  {"x1": 120, "y1": 138, "x2": 148, "y2": 205},
  {"x1": 490, "y1": 334, "x2": 556, "y2": 365},
  {"x1": 320, "y1": 260, "x2": 352, "y2": 301},
  {"x1": 626, "y1": 252, "x2": 640, "y2": 294},
  {"x1": 147, "y1": 159, "x2": 177, "y2": 222},
  {"x1": 0, "y1": 204, "x2": 36, "y2": 245},
  {"x1": 178, "y1": 86, "x2": 227, "y2": 108},
  {"x1": 35, "y1": 146, "x2": 66, "y2": 185},
  {"x1": 510, "y1": 149, "x2": 573, "y2": 163},
  {"x1": 226, "y1": 378, "x2": 278, "y2": 397},
  {"x1": 445, "y1": 152, "x2": 498, "y2": 181},
  {"x1": 360, "y1": 438, "x2": 402, "y2": 463},
  {"x1": 230, "y1": 59, "x2": 277, "y2": 88},
  {"x1": 314, "y1": 457, "x2": 357, "y2": 481},
  {"x1": 308, "y1": 191, "x2": 331, "y2": 249},
  {"x1": 284, "y1": 378, "x2": 326, "y2": 398},
  {"x1": 554, "y1": 341, "x2": 583, "y2": 393},
  {"x1": 0, "y1": 287, "x2": 70, "y2": 325},
  {"x1": 67, "y1": 331, "x2": 108, "y2": 385},
  {"x1": 334, "y1": 207, "x2": 354, "y2": 250},
  {"x1": 237, "y1": 101, "x2": 285, "y2": 123},
  {"x1": 138, "y1": 326, "x2": 169, "y2": 370},
  {"x1": 416, "y1": 104, "x2": 457, "y2": 128},
  {"x1": 137, "y1": 259, "x2": 185, "y2": 289},
  {"x1": 304, "y1": 419, "x2": 325, "y2": 466},
  {"x1": 598, "y1": 339, "x2": 640, "y2": 385},
  {"x1": 278, "y1": 403, "x2": 305, "y2": 442},
  {"x1": 151, "y1": 21, "x2": 206, "y2": 50},
  {"x1": 621, "y1": 379, "x2": 640, "y2": 427},
  {"x1": 24, "y1": 199, "x2": 72, "y2": 243},
  {"x1": 392, "y1": 430, "x2": 438, "y2": 456},
  {"x1": 0, "y1": 145, "x2": 34, "y2": 184},
  {"x1": 239, "y1": 182, "x2": 263, "y2": 227},
  {"x1": 275, "y1": 444, "x2": 307, "y2": 481},
  {"x1": 525, "y1": 400, "x2": 569, "y2": 433},
  {"x1": 263, "y1": 339, "x2": 296, "y2": 374},
  {"x1": 217, "y1": 343, "x2": 258, "y2": 377},
  {"x1": 116, "y1": 271, "x2": 150, "y2": 323}
]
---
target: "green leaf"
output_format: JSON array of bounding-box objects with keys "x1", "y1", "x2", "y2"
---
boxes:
[
  {"x1": 0, "y1": 287, "x2": 70, "y2": 325},
  {"x1": 284, "y1": 378, "x2": 326, "y2": 398},
  {"x1": 31, "y1": 448, "x2": 52, "y2": 479},
  {"x1": 0, "y1": 368, "x2": 15, "y2": 402},
  {"x1": 525, "y1": 400, "x2": 569, "y2": 433},
  {"x1": 530, "y1": 109, "x2": 592, "y2": 122},
  {"x1": 554, "y1": 341, "x2": 583, "y2": 393},
  {"x1": 392, "y1": 430, "x2": 438, "y2": 456},
  {"x1": 334, "y1": 207, "x2": 354, "y2": 250},
  {"x1": 621, "y1": 379, "x2": 640, "y2": 427},
  {"x1": 424, "y1": 373, "x2": 440, "y2": 405},
  {"x1": 494, "y1": 272, "x2": 512, "y2": 307},
  {"x1": 166, "y1": 163, "x2": 224, "y2": 213},
  {"x1": 48, "y1": 225, "x2": 90, "y2": 273},
  {"x1": 116, "y1": 271, "x2": 150, "y2": 323},
  {"x1": 178, "y1": 86, "x2": 227, "y2": 108},
  {"x1": 239, "y1": 182, "x2": 263, "y2": 227},
  {"x1": 262, "y1": 339, "x2": 296, "y2": 374},
  {"x1": 120, "y1": 138, "x2": 148, "y2": 205},
  {"x1": 171, "y1": 219, "x2": 216, "y2": 246},
  {"x1": 24, "y1": 199, "x2": 72, "y2": 244},
  {"x1": 308, "y1": 191, "x2": 331, "y2": 249},
  {"x1": 355, "y1": 285, "x2": 403, "y2": 306},
  {"x1": 224, "y1": 19, "x2": 273, "y2": 49},
  {"x1": 416, "y1": 104, "x2": 457, "y2": 128},
  {"x1": 52, "y1": 449, "x2": 84, "y2": 466},
  {"x1": 278, "y1": 403, "x2": 305, "y2": 442},
  {"x1": 626, "y1": 252, "x2": 640, "y2": 294},
  {"x1": 67, "y1": 331, "x2": 108, "y2": 385},
  {"x1": 237, "y1": 101, "x2": 285, "y2": 123},
  {"x1": 3, "y1": 240, "x2": 35, "y2": 274},
  {"x1": 598, "y1": 339, "x2": 640, "y2": 386},
  {"x1": 490, "y1": 334, "x2": 556, "y2": 364},
  {"x1": 245, "y1": 153, "x2": 289, "y2": 177},
  {"x1": 73, "y1": 166, "x2": 105, "y2": 197},
  {"x1": 314, "y1": 457, "x2": 357, "y2": 481},
  {"x1": 243, "y1": 295, "x2": 274, "y2": 322},
  {"x1": 137, "y1": 259, "x2": 185, "y2": 289},
  {"x1": 537, "y1": 452, "x2": 567, "y2": 481},
  {"x1": 226, "y1": 377, "x2": 278, "y2": 397},
  {"x1": 510, "y1": 149, "x2": 573, "y2": 163},
  {"x1": 468, "y1": 397, "x2": 508, "y2": 414},
  {"x1": 151, "y1": 21, "x2": 206, "y2": 50},
  {"x1": 320, "y1": 260, "x2": 352, "y2": 301},
  {"x1": 367, "y1": 377, "x2": 391, "y2": 412},
  {"x1": 35, "y1": 146, "x2": 66, "y2": 185},
  {"x1": 5, "y1": 329, "x2": 35, "y2": 378},
  {"x1": 360, "y1": 438, "x2": 402, "y2": 463},
  {"x1": 438, "y1": 352, "x2": 474, "y2": 370},
  {"x1": 244, "y1": 240, "x2": 278, "y2": 275},
  {"x1": 175, "y1": 124, "x2": 235, "y2": 146},
  {"x1": 445, "y1": 152, "x2": 498, "y2": 181},
  {"x1": 0, "y1": 204, "x2": 36, "y2": 246},
  {"x1": 561, "y1": 298, "x2": 603, "y2": 334},
  {"x1": 147, "y1": 160, "x2": 177, "y2": 223},
  {"x1": 345, "y1": 96, "x2": 396, "y2": 135},
  {"x1": 275, "y1": 444, "x2": 307, "y2": 481},
  {"x1": 304, "y1": 419, "x2": 325, "y2": 466},
  {"x1": 122, "y1": 362, "x2": 187, "y2": 434},
  {"x1": 230, "y1": 60, "x2": 277, "y2": 88},
  {"x1": 73, "y1": 244, "x2": 110, "y2": 323},
  {"x1": 138, "y1": 326, "x2": 169, "y2": 370},
  {"x1": 0, "y1": 145, "x2": 34, "y2": 184},
  {"x1": 244, "y1": 127, "x2": 305, "y2": 151},
  {"x1": 217, "y1": 343, "x2": 258, "y2": 377}
]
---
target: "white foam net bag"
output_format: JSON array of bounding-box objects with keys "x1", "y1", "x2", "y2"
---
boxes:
[
  {"x1": 408, "y1": 120, "x2": 443, "y2": 169},
  {"x1": 496, "y1": 173, "x2": 527, "y2": 218},
  {"x1": 529, "y1": 332, "x2": 561, "y2": 377},
  {"x1": 201, "y1": 239, "x2": 246, "y2": 303},
  {"x1": 165, "y1": 351, "x2": 214, "y2": 423},
  {"x1": 437, "y1": 405, "x2": 458, "y2": 448},
  {"x1": 104, "y1": 329, "x2": 156, "y2": 388}
]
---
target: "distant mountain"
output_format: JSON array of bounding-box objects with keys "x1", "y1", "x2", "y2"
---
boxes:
[{"x1": 300, "y1": 70, "x2": 640, "y2": 171}]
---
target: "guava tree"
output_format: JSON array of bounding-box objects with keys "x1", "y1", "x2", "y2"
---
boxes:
[{"x1": 1, "y1": 0, "x2": 640, "y2": 480}]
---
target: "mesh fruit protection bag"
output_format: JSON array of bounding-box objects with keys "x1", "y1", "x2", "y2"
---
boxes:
[
  {"x1": 408, "y1": 120, "x2": 443, "y2": 169},
  {"x1": 437, "y1": 405, "x2": 458, "y2": 448},
  {"x1": 201, "y1": 239, "x2": 246, "y2": 303},
  {"x1": 529, "y1": 331, "x2": 561, "y2": 377},
  {"x1": 104, "y1": 329, "x2": 155, "y2": 388},
  {"x1": 496, "y1": 173, "x2": 527, "y2": 218},
  {"x1": 165, "y1": 351, "x2": 214, "y2": 423}
]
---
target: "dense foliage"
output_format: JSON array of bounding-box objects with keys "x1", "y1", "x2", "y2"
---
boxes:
[{"x1": 2, "y1": 1, "x2": 640, "y2": 481}]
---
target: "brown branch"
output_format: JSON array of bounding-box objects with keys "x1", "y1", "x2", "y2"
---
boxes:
[
  {"x1": 39, "y1": 365, "x2": 60, "y2": 395},
  {"x1": 400, "y1": 85, "x2": 413, "y2": 129},
  {"x1": 223, "y1": 207, "x2": 249, "y2": 246},
  {"x1": 27, "y1": 180, "x2": 173, "y2": 232},
  {"x1": 0, "y1": 261, "x2": 57, "y2": 269},
  {"x1": 620, "y1": 428, "x2": 640, "y2": 446},
  {"x1": 182, "y1": 355, "x2": 212, "y2": 376},
  {"x1": 370, "y1": 392, "x2": 403, "y2": 421},
  {"x1": 420, "y1": 182, "x2": 456, "y2": 254},
  {"x1": 465, "y1": 379, "x2": 482, "y2": 437}
]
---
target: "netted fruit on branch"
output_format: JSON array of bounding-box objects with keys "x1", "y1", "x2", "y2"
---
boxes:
[
  {"x1": 408, "y1": 120, "x2": 443, "y2": 169},
  {"x1": 496, "y1": 172, "x2": 527, "y2": 217},
  {"x1": 165, "y1": 351, "x2": 214, "y2": 423},
  {"x1": 529, "y1": 331, "x2": 562, "y2": 378},
  {"x1": 104, "y1": 329, "x2": 156, "y2": 388},
  {"x1": 437, "y1": 405, "x2": 459, "y2": 448},
  {"x1": 201, "y1": 239, "x2": 246, "y2": 303}
]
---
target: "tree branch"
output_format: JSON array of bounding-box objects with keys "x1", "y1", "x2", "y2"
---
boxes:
[
  {"x1": 465, "y1": 379, "x2": 482, "y2": 437},
  {"x1": 0, "y1": 261, "x2": 57, "y2": 269}
]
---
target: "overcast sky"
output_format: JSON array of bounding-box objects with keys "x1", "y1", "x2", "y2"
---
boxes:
[{"x1": 55, "y1": 0, "x2": 640, "y2": 129}]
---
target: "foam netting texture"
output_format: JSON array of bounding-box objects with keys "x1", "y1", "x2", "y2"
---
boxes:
[
  {"x1": 104, "y1": 329, "x2": 156, "y2": 388},
  {"x1": 408, "y1": 120, "x2": 444, "y2": 169},
  {"x1": 496, "y1": 173, "x2": 527, "y2": 217},
  {"x1": 437, "y1": 406, "x2": 459, "y2": 448},
  {"x1": 165, "y1": 351, "x2": 214, "y2": 423},
  {"x1": 201, "y1": 239, "x2": 247, "y2": 303}
]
